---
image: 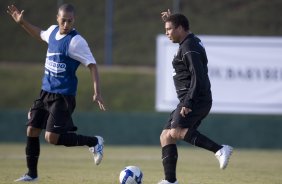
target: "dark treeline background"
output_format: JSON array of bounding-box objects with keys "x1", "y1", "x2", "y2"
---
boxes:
[{"x1": 1, "y1": 0, "x2": 281, "y2": 66}]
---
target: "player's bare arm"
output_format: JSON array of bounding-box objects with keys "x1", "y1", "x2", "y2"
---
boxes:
[
  {"x1": 88, "y1": 63, "x2": 106, "y2": 111},
  {"x1": 7, "y1": 5, "x2": 42, "y2": 41}
]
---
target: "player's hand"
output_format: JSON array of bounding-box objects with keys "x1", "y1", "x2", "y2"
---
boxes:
[
  {"x1": 93, "y1": 94, "x2": 106, "y2": 111},
  {"x1": 180, "y1": 107, "x2": 192, "y2": 117},
  {"x1": 7, "y1": 5, "x2": 24, "y2": 24},
  {"x1": 161, "y1": 9, "x2": 171, "y2": 22}
]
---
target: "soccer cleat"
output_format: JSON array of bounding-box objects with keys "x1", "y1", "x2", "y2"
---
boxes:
[
  {"x1": 158, "y1": 179, "x2": 179, "y2": 184},
  {"x1": 14, "y1": 174, "x2": 38, "y2": 182},
  {"x1": 89, "y1": 136, "x2": 104, "y2": 165},
  {"x1": 215, "y1": 145, "x2": 233, "y2": 169}
]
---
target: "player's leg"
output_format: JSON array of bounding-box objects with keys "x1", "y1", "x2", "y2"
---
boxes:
[
  {"x1": 169, "y1": 126, "x2": 224, "y2": 154},
  {"x1": 158, "y1": 111, "x2": 179, "y2": 184},
  {"x1": 172, "y1": 102, "x2": 222, "y2": 152},
  {"x1": 184, "y1": 128, "x2": 233, "y2": 169},
  {"x1": 45, "y1": 93, "x2": 104, "y2": 165},
  {"x1": 160, "y1": 130, "x2": 178, "y2": 184},
  {"x1": 45, "y1": 131, "x2": 99, "y2": 147},
  {"x1": 45, "y1": 93, "x2": 99, "y2": 147},
  {"x1": 15, "y1": 126, "x2": 42, "y2": 182},
  {"x1": 15, "y1": 96, "x2": 47, "y2": 182},
  {"x1": 178, "y1": 101, "x2": 233, "y2": 169},
  {"x1": 45, "y1": 130, "x2": 104, "y2": 166},
  {"x1": 25, "y1": 126, "x2": 41, "y2": 178},
  {"x1": 182, "y1": 128, "x2": 222, "y2": 153},
  {"x1": 44, "y1": 130, "x2": 104, "y2": 165}
]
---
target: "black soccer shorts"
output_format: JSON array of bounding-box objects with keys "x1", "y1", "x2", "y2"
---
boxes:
[
  {"x1": 163, "y1": 101, "x2": 212, "y2": 130},
  {"x1": 27, "y1": 90, "x2": 77, "y2": 134}
]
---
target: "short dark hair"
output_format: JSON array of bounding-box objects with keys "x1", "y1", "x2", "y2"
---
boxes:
[
  {"x1": 166, "y1": 13, "x2": 190, "y2": 31},
  {"x1": 58, "y1": 3, "x2": 75, "y2": 14}
]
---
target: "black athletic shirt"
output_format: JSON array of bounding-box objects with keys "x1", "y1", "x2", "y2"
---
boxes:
[{"x1": 172, "y1": 33, "x2": 212, "y2": 109}]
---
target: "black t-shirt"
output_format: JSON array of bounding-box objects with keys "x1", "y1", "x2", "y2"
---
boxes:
[{"x1": 172, "y1": 33, "x2": 212, "y2": 109}]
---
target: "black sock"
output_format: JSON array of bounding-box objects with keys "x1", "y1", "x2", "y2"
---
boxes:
[
  {"x1": 56, "y1": 133, "x2": 98, "y2": 147},
  {"x1": 162, "y1": 144, "x2": 178, "y2": 183},
  {"x1": 184, "y1": 129, "x2": 222, "y2": 153},
  {"x1": 26, "y1": 137, "x2": 40, "y2": 178}
]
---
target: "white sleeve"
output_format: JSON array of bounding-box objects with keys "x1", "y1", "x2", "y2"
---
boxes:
[
  {"x1": 68, "y1": 35, "x2": 97, "y2": 66},
  {"x1": 40, "y1": 25, "x2": 57, "y2": 43}
]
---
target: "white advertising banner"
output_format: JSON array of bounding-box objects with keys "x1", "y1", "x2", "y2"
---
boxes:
[{"x1": 156, "y1": 35, "x2": 282, "y2": 114}]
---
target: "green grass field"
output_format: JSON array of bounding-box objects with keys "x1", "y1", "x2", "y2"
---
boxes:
[{"x1": 1, "y1": 144, "x2": 281, "y2": 184}]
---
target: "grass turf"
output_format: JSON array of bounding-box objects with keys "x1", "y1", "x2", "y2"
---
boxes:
[{"x1": 1, "y1": 144, "x2": 282, "y2": 184}]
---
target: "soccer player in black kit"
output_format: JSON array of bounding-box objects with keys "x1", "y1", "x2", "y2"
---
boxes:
[{"x1": 158, "y1": 10, "x2": 233, "y2": 184}]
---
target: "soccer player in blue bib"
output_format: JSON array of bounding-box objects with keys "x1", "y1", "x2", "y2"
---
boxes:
[
  {"x1": 157, "y1": 10, "x2": 233, "y2": 184},
  {"x1": 7, "y1": 4, "x2": 106, "y2": 182}
]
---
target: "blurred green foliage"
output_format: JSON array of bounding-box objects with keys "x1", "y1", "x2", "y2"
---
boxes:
[
  {"x1": 0, "y1": 63, "x2": 155, "y2": 111},
  {"x1": 1, "y1": 0, "x2": 282, "y2": 66}
]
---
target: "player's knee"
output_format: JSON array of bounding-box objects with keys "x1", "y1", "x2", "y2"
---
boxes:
[
  {"x1": 45, "y1": 132, "x2": 59, "y2": 145},
  {"x1": 160, "y1": 130, "x2": 177, "y2": 146},
  {"x1": 170, "y1": 129, "x2": 181, "y2": 140},
  {"x1": 27, "y1": 126, "x2": 41, "y2": 137},
  {"x1": 160, "y1": 131, "x2": 167, "y2": 142},
  {"x1": 160, "y1": 130, "x2": 171, "y2": 142}
]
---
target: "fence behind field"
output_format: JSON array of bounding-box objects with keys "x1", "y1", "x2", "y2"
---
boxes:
[{"x1": 1, "y1": 110, "x2": 281, "y2": 148}]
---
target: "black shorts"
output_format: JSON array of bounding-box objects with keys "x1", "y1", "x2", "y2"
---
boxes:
[
  {"x1": 163, "y1": 101, "x2": 212, "y2": 130},
  {"x1": 27, "y1": 90, "x2": 77, "y2": 134}
]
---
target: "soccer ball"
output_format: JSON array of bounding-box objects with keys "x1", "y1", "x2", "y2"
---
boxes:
[{"x1": 119, "y1": 166, "x2": 143, "y2": 184}]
